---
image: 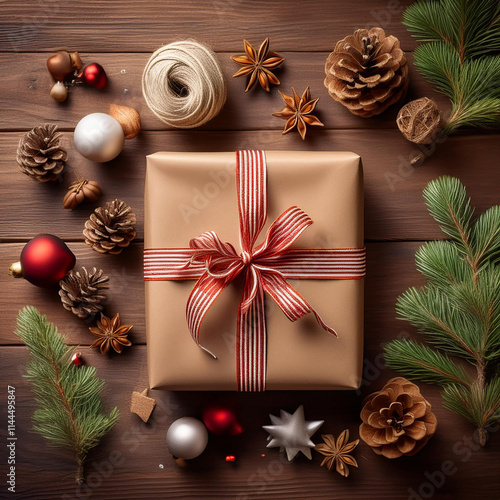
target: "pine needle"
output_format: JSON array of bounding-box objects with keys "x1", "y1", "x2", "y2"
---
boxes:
[
  {"x1": 15, "y1": 306, "x2": 119, "y2": 484},
  {"x1": 403, "y1": 0, "x2": 500, "y2": 132},
  {"x1": 385, "y1": 177, "x2": 500, "y2": 444}
]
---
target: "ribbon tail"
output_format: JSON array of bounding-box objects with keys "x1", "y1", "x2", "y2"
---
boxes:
[
  {"x1": 261, "y1": 270, "x2": 338, "y2": 337},
  {"x1": 186, "y1": 272, "x2": 230, "y2": 358},
  {"x1": 237, "y1": 275, "x2": 266, "y2": 392}
]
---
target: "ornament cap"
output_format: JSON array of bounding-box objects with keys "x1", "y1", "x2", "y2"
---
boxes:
[{"x1": 9, "y1": 261, "x2": 23, "y2": 278}]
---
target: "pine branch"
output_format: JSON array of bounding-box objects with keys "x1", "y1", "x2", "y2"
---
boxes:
[
  {"x1": 404, "y1": 0, "x2": 500, "y2": 60},
  {"x1": 415, "y1": 240, "x2": 471, "y2": 288},
  {"x1": 384, "y1": 338, "x2": 471, "y2": 386},
  {"x1": 472, "y1": 206, "x2": 500, "y2": 266},
  {"x1": 15, "y1": 306, "x2": 119, "y2": 484},
  {"x1": 423, "y1": 176, "x2": 474, "y2": 253},
  {"x1": 396, "y1": 286, "x2": 481, "y2": 360},
  {"x1": 403, "y1": 0, "x2": 500, "y2": 135},
  {"x1": 386, "y1": 177, "x2": 500, "y2": 444},
  {"x1": 442, "y1": 377, "x2": 500, "y2": 444},
  {"x1": 413, "y1": 43, "x2": 460, "y2": 100}
]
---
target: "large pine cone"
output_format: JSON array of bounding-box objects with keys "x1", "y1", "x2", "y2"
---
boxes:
[
  {"x1": 59, "y1": 267, "x2": 109, "y2": 319},
  {"x1": 84, "y1": 199, "x2": 137, "y2": 255},
  {"x1": 17, "y1": 124, "x2": 67, "y2": 181},
  {"x1": 324, "y1": 28, "x2": 409, "y2": 118},
  {"x1": 359, "y1": 377, "x2": 437, "y2": 458}
]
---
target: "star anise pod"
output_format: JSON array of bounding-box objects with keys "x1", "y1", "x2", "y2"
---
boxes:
[
  {"x1": 231, "y1": 38, "x2": 284, "y2": 92},
  {"x1": 314, "y1": 430, "x2": 359, "y2": 477},
  {"x1": 272, "y1": 87, "x2": 324, "y2": 140},
  {"x1": 90, "y1": 313, "x2": 133, "y2": 354}
]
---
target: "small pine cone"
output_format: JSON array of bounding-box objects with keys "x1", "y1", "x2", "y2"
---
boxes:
[
  {"x1": 324, "y1": 27, "x2": 409, "y2": 118},
  {"x1": 59, "y1": 267, "x2": 109, "y2": 319},
  {"x1": 83, "y1": 199, "x2": 137, "y2": 255},
  {"x1": 17, "y1": 124, "x2": 67, "y2": 182},
  {"x1": 359, "y1": 377, "x2": 437, "y2": 458}
]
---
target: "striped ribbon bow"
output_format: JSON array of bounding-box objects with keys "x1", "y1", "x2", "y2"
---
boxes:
[{"x1": 144, "y1": 150, "x2": 366, "y2": 391}]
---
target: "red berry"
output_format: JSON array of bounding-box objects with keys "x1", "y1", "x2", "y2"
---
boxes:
[{"x1": 71, "y1": 353, "x2": 83, "y2": 366}]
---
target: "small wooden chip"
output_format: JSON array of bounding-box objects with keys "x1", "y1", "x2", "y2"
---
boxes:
[{"x1": 130, "y1": 388, "x2": 156, "y2": 422}]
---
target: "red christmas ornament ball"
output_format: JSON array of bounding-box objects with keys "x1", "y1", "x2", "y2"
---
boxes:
[
  {"x1": 202, "y1": 404, "x2": 243, "y2": 436},
  {"x1": 19, "y1": 234, "x2": 76, "y2": 287},
  {"x1": 80, "y1": 63, "x2": 107, "y2": 89}
]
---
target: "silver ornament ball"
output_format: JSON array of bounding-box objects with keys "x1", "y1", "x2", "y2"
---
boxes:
[
  {"x1": 74, "y1": 112, "x2": 125, "y2": 163},
  {"x1": 166, "y1": 417, "x2": 208, "y2": 460}
]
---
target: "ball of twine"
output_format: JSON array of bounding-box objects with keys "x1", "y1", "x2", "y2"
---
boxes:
[
  {"x1": 396, "y1": 97, "x2": 442, "y2": 144},
  {"x1": 142, "y1": 40, "x2": 227, "y2": 129}
]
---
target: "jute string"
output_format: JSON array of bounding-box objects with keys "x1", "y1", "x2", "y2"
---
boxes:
[
  {"x1": 396, "y1": 97, "x2": 442, "y2": 145},
  {"x1": 142, "y1": 40, "x2": 227, "y2": 129}
]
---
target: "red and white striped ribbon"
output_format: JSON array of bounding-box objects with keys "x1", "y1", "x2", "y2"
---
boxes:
[{"x1": 144, "y1": 150, "x2": 366, "y2": 391}]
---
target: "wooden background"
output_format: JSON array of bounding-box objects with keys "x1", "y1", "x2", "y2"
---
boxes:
[{"x1": 1, "y1": 1, "x2": 499, "y2": 499}]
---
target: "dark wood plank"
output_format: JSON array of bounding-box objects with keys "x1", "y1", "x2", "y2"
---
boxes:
[
  {"x1": 1, "y1": 344, "x2": 499, "y2": 499},
  {"x1": 0, "y1": 52, "x2": 448, "y2": 132},
  {"x1": 0, "y1": 241, "x2": 423, "y2": 346},
  {"x1": 1, "y1": 131, "x2": 499, "y2": 242},
  {"x1": 0, "y1": 0, "x2": 416, "y2": 53}
]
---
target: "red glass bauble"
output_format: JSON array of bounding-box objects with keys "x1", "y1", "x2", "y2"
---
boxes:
[
  {"x1": 20, "y1": 234, "x2": 76, "y2": 287},
  {"x1": 80, "y1": 63, "x2": 107, "y2": 90},
  {"x1": 202, "y1": 404, "x2": 243, "y2": 436}
]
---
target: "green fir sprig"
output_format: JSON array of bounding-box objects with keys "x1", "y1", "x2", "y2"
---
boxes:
[
  {"x1": 15, "y1": 306, "x2": 119, "y2": 483},
  {"x1": 404, "y1": 0, "x2": 500, "y2": 134},
  {"x1": 384, "y1": 177, "x2": 500, "y2": 445}
]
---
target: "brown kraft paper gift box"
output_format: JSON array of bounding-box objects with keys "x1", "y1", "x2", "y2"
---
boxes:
[{"x1": 144, "y1": 151, "x2": 364, "y2": 390}]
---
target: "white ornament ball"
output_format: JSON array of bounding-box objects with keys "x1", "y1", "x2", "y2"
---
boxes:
[
  {"x1": 74, "y1": 112, "x2": 125, "y2": 163},
  {"x1": 166, "y1": 417, "x2": 208, "y2": 460}
]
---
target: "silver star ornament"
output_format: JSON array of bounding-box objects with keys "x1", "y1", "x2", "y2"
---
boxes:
[{"x1": 263, "y1": 405, "x2": 324, "y2": 461}]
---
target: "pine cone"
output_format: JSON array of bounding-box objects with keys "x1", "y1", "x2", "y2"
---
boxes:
[
  {"x1": 324, "y1": 28, "x2": 409, "y2": 118},
  {"x1": 84, "y1": 199, "x2": 137, "y2": 255},
  {"x1": 59, "y1": 267, "x2": 109, "y2": 319},
  {"x1": 17, "y1": 124, "x2": 67, "y2": 181},
  {"x1": 359, "y1": 377, "x2": 437, "y2": 458}
]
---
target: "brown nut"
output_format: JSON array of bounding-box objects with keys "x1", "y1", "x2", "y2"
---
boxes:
[
  {"x1": 109, "y1": 104, "x2": 141, "y2": 140},
  {"x1": 63, "y1": 179, "x2": 102, "y2": 210},
  {"x1": 47, "y1": 51, "x2": 82, "y2": 81}
]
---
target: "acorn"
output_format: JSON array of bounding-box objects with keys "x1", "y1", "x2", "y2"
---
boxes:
[
  {"x1": 50, "y1": 82, "x2": 68, "y2": 102},
  {"x1": 46, "y1": 51, "x2": 82, "y2": 81}
]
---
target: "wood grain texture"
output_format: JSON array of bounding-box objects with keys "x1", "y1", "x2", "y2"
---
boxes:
[
  {"x1": 1, "y1": 131, "x2": 498, "y2": 242},
  {"x1": 0, "y1": 0, "x2": 415, "y2": 52},
  {"x1": 0, "y1": 52, "x2": 448, "y2": 132},
  {"x1": 1, "y1": 0, "x2": 500, "y2": 498}
]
